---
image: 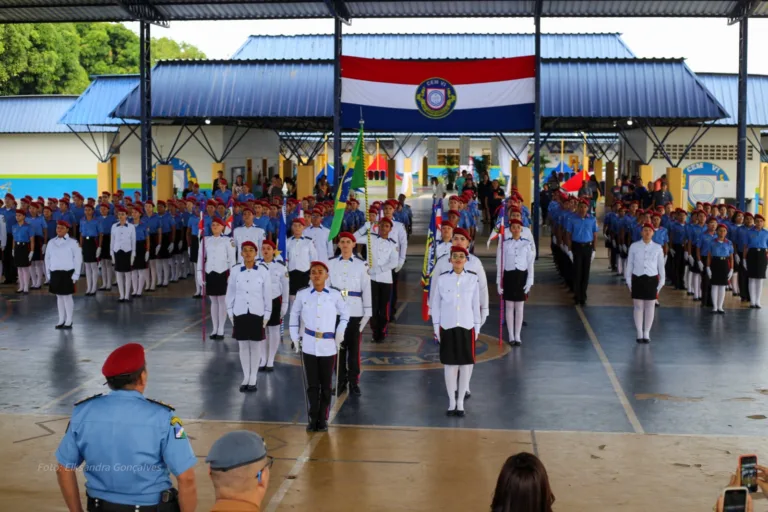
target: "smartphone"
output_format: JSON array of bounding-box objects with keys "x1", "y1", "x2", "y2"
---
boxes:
[
  {"x1": 739, "y1": 454, "x2": 758, "y2": 493},
  {"x1": 722, "y1": 487, "x2": 748, "y2": 512}
]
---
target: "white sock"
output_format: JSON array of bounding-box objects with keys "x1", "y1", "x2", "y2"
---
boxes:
[
  {"x1": 90, "y1": 263, "x2": 99, "y2": 293},
  {"x1": 131, "y1": 271, "x2": 139, "y2": 295},
  {"x1": 125, "y1": 272, "x2": 132, "y2": 298},
  {"x1": 210, "y1": 296, "x2": 219, "y2": 334},
  {"x1": 712, "y1": 285, "x2": 724, "y2": 311},
  {"x1": 116, "y1": 271, "x2": 125, "y2": 299},
  {"x1": 149, "y1": 260, "x2": 157, "y2": 289},
  {"x1": 633, "y1": 299, "x2": 644, "y2": 338},
  {"x1": 143, "y1": 268, "x2": 150, "y2": 291},
  {"x1": 138, "y1": 270, "x2": 146, "y2": 295},
  {"x1": 642, "y1": 300, "x2": 655, "y2": 339},
  {"x1": 38, "y1": 261, "x2": 46, "y2": 287},
  {"x1": 457, "y1": 364, "x2": 473, "y2": 411},
  {"x1": 513, "y1": 301, "x2": 524, "y2": 342},
  {"x1": 64, "y1": 295, "x2": 74, "y2": 325},
  {"x1": 238, "y1": 340, "x2": 251, "y2": 385},
  {"x1": 751, "y1": 279, "x2": 764, "y2": 306},
  {"x1": 162, "y1": 260, "x2": 171, "y2": 285},
  {"x1": 267, "y1": 325, "x2": 280, "y2": 366},
  {"x1": 444, "y1": 365, "x2": 459, "y2": 410},
  {"x1": 685, "y1": 267, "x2": 691, "y2": 293},
  {"x1": 248, "y1": 341, "x2": 261, "y2": 385},
  {"x1": 731, "y1": 272, "x2": 740, "y2": 295},
  {"x1": 504, "y1": 301, "x2": 515, "y2": 342},
  {"x1": 217, "y1": 296, "x2": 227, "y2": 335},
  {"x1": 56, "y1": 296, "x2": 66, "y2": 324},
  {"x1": 192, "y1": 263, "x2": 201, "y2": 294},
  {"x1": 694, "y1": 274, "x2": 701, "y2": 299}
]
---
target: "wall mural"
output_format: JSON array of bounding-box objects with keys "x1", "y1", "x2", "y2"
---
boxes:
[{"x1": 683, "y1": 162, "x2": 734, "y2": 208}]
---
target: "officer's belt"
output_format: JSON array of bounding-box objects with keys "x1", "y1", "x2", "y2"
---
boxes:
[
  {"x1": 340, "y1": 289, "x2": 362, "y2": 298},
  {"x1": 305, "y1": 328, "x2": 335, "y2": 339}
]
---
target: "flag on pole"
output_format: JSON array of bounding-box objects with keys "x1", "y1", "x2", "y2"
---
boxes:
[
  {"x1": 223, "y1": 207, "x2": 234, "y2": 236},
  {"x1": 486, "y1": 204, "x2": 507, "y2": 248},
  {"x1": 421, "y1": 201, "x2": 441, "y2": 321},
  {"x1": 329, "y1": 125, "x2": 366, "y2": 240}
]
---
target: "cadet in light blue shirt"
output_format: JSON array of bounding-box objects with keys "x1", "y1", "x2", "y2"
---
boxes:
[
  {"x1": 566, "y1": 199, "x2": 598, "y2": 305},
  {"x1": 55, "y1": 343, "x2": 197, "y2": 509}
]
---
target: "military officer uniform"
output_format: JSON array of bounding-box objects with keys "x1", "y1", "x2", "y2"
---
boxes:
[
  {"x1": 327, "y1": 232, "x2": 372, "y2": 396},
  {"x1": 198, "y1": 218, "x2": 236, "y2": 339},
  {"x1": 55, "y1": 343, "x2": 196, "y2": 512},
  {"x1": 289, "y1": 263, "x2": 350, "y2": 432},
  {"x1": 45, "y1": 220, "x2": 82, "y2": 329}
]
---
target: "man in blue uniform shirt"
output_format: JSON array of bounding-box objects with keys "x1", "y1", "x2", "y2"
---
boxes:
[
  {"x1": 55, "y1": 343, "x2": 198, "y2": 512},
  {"x1": 566, "y1": 198, "x2": 598, "y2": 306}
]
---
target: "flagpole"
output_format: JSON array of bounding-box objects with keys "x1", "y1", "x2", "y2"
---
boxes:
[
  {"x1": 200, "y1": 211, "x2": 206, "y2": 342},
  {"x1": 499, "y1": 205, "x2": 505, "y2": 347},
  {"x1": 362, "y1": 120, "x2": 372, "y2": 268}
]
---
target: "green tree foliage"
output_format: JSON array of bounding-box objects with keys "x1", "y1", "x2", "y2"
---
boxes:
[{"x1": 0, "y1": 22, "x2": 205, "y2": 95}]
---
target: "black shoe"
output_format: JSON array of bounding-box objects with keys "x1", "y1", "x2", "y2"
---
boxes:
[
  {"x1": 306, "y1": 418, "x2": 317, "y2": 432},
  {"x1": 513, "y1": 341, "x2": 522, "y2": 346},
  {"x1": 642, "y1": 338, "x2": 650, "y2": 344},
  {"x1": 636, "y1": 338, "x2": 643, "y2": 344},
  {"x1": 455, "y1": 409, "x2": 466, "y2": 418},
  {"x1": 718, "y1": 310, "x2": 726, "y2": 315},
  {"x1": 522, "y1": 321, "x2": 528, "y2": 327},
  {"x1": 316, "y1": 421, "x2": 328, "y2": 432},
  {"x1": 192, "y1": 294, "x2": 202, "y2": 299},
  {"x1": 687, "y1": 292, "x2": 694, "y2": 296},
  {"x1": 55, "y1": 324, "x2": 64, "y2": 329},
  {"x1": 350, "y1": 384, "x2": 362, "y2": 396},
  {"x1": 266, "y1": 366, "x2": 274, "y2": 373},
  {"x1": 62, "y1": 324, "x2": 72, "y2": 330},
  {"x1": 446, "y1": 409, "x2": 455, "y2": 417},
  {"x1": 757, "y1": 305, "x2": 763, "y2": 309},
  {"x1": 655, "y1": 302, "x2": 660, "y2": 308},
  {"x1": 246, "y1": 384, "x2": 258, "y2": 392},
  {"x1": 209, "y1": 334, "x2": 217, "y2": 340},
  {"x1": 336, "y1": 383, "x2": 347, "y2": 397},
  {"x1": 464, "y1": 391, "x2": 471, "y2": 400},
  {"x1": 239, "y1": 384, "x2": 248, "y2": 392}
]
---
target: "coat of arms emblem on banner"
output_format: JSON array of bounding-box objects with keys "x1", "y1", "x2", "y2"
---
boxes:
[{"x1": 415, "y1": 78, "x2": 457, "y2": 120}]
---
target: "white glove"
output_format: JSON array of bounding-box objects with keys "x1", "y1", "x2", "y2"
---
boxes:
[
  {"x1": 664, "y1": 255, "x2": 668, "y2": 265},
  {"x1": 263, "y1": 316, "x2": 269, "y2": 328},
  {"x1": 96, "y1": 247, "x2": 102, "y2": 258},
  {"x1": 688, "y1": 255, "x2": 694, "y2": 266},
  {"x1": 359, "y1": 315, "x2": 370, "y2": 333},
  {"x1": 335, "y1": 329, "x2": 344, "y2": 349},
  {"x1": 131, "y1": 255, "x2": 135, "y2": 266},
  {"x1": 228, "y1": 312, "x2": 234, "y2": 325},
  {"x1": 280, "y1": 303, "x2": 288, "y2": 318},
  {"x1": 621, "y1": 244, "x2": 627, "y2": 253},
  {"x1": 41, "y1": 243, "x2": 46, "y2": 255},
  {"x1": 669, "y1": 248, "x2": 675, "y2": 257},
  {"x1": 11, "y1": 249, "x2": 14, "y2": 257},
  {"x1": 72, "y1": 276, "x2": 78, "y2": 283},
  {"x1": 552, "y1": 235, "x2": 557, "y2": 245},
  {"x1": 497, "y1": 284, "x2": 502, "y2": 296},
  {"x1": 177, "y1": 241, "x2": 182, "y2": 250},
  {"x1": 626, "y1": 281, "x2": 632, "y2": 292},
  {"x1": 612, "y1": 239, "x2": 617, "y2": 248},
  {"x1": 735, "y1": 254, "x2": 740, "y2": 265},
  {"x1": 395, "y1": 263, "x2": 403, "y2": 273},
  {"x1": 591, "y1": 251, "x2": 595, "y2": 263},
  {"x1": 480, "y1": 312, "x2": 488, "y2": 329},
  {"x1": 111, "y1": 255, "x2": 115, "y2": 265},
  {"x1": 155, "y1": 245, "x2": 161, "y2": 255},
  {"x1": 364, "y1": 221, "x2": 371, "y2": 230},
  {"x1": 744, "y1": 261, "x2": 748, "y2": 271},
  {"x1": 727, "y1": 269, "x2": 734, "y2": 280},
  {"x1": 293, "y1": 341, "x2": 301, "y2": 353},
  {"x1": 145, "y1": 251, "x2": 150, "y2": 261},
  {"x1": 167, "y1": 243, "x2": 174, "y2": 253},
  {"x1": 684, "y1": 251, "x2": 689, "y2": 262},
  {"x1": 524, "y1": 283, "x2": 532, "y2": 294},
  {"x1": 697, "y1": 260, "x2": 704, "y2": 272},
  {"x1": 28, "y1": 251, "x2": 33, "y2": 261},
  {"x1": 474, "y1": 324, "x2": 481, "y2": 334},
  {"x1": 706, "y1": 267, "x2": 712, "y2": 279},
  {"x1": 568, "y1": 251, "x2": 574, "y2": 262},
  {"x1": 433, "y1": 325, "x2": 440, "y2": 343}
]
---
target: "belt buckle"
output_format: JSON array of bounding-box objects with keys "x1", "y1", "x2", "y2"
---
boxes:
[
  {"x1": 314, "y1": 331, "x2": 323, "y2": 339},
  {"x1": 340, "y1": 289, "x2": 348, "y2": 298}
]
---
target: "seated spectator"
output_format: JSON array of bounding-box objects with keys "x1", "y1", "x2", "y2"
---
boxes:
[
  {"x1": 491, "y1": 452, "x2": 554, "y2": 512},
  {"x1": 207, "y1": 430, "x2": 273, "y2": 512}
]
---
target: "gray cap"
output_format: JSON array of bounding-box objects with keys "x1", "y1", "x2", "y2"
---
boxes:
[{"x1": 206, "y1": 430, "x2": 267, "y2": 471}]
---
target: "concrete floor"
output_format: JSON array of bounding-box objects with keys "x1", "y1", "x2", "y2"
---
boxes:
[{"x1": 1, "y1": 221, "x2": 768, "y2": 510}]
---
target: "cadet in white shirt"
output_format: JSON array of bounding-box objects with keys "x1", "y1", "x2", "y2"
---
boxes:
[
  {"x1": 625, "y1": 223, "x2": 665, "y2": 344},
  {"x1": 198, "y1": 217, "x2": 236, "y2": 340},
  {"x1": 110, "y1": 206, "x2": 136, "y2": 302},
  {"x1": 382, "y1": 200, "x2": 408, "y2": 313},
  {"x1": 496, "y1": 219, "x2": 535, "y2": 346},
  {"x1": 290, "y1": 261, "x2": 349, "y2": 433},
  {"x1": 233, "y1": 207, "x2": 266, "y2": 263},
  {"x1": 226, "y1": 240, "x2": 272, "y2": 393},
  {"x1": 286, "y1": 218, "x2": 318, "y2": 302},
  {"x1": 327, "y1": 232, "x2": 372, "y2": 396},
  {"x1": 353, "y1": 217, "x2": 399, "y2": 342},
  {"x1": 305, "y1": 209, "x2": 333, "y2": 263},
  {"x1": 430, "y1": 246, "x2": 481, "y2": 417},
  {"x1": 434, "y1": 221, "x2": 455, "y2": 261},
  {"x1": 45, "y1": 220, "x2": 82, "y2": 329},
  {"x1": 258, "y1": 240, "x2": 289, "y2": 371}
]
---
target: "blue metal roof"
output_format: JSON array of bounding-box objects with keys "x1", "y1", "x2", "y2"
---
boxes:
[
  {"x1": 110, "y1": 58, "x2": 727, "y2": 128},
  {"x1": 696, "y1": 73, "x2": 768, "y2": 127},
  {"x1": 111, "y1": 61, "x2": 332, "y2": 121},
  {"x1": 542, "y1": 59, "x2": 728, "y2": 124},
  {"x1": 231, "y1": 33, "x2": 635, "y2": 60},
  {"x1": 0, "y1": 96, "x2": 114, "y2": 134},
  {"x1": 58, "y1": 75, "x2": 139, "y2": 126}
]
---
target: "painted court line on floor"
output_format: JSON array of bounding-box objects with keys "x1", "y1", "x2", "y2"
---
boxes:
[
  {"x1": 575, "y1": 305, "x2": 645, "y2": 435},
  {"x1": 37, "y1": 317, "x2": 206, "y2": 412}
]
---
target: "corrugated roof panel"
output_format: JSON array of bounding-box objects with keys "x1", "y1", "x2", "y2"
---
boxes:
[
  {"x1": 545, "y1": 0, "x2": 739, "y2": 17},
  {"x1": 58, "y1": 75, "x2": 140, "y2": 126},
  {"x1": 111, "y1": 58, "x2": 727, "y2": 126},
  {"x1": 154, "y1": 1, "x2": 330, "y2": 20},
  {"x1": 231, "y1": 33, "x2": 635, "y2": 60},
  {"x1": 696, "y1": 73, "x2": 768, "y2": 126},
  {"x1": 0, "y1": 96, "x2": 115, "y2": 133},
  {"x1": 345, "y1": 0, "x2": 534, "y2": 17},
  {"x1": 111, "y1": 61, "x2": 333, "y2": 119},
  {"x1": 541, "y1": 59, "x2": 727, "y2": 121}
]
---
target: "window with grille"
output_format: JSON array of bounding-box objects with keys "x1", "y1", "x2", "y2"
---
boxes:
[
  {"x1": 655, "y1": 144, "x2": 753, "y2": 161},
  {"x1": 437, "y1": 147, "x2": 460, "y2": 165}
]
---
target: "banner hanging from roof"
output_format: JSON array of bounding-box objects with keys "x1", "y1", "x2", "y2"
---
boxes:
[{"x1": 340, "y1": 56, "x2": 535, "y2": 132}]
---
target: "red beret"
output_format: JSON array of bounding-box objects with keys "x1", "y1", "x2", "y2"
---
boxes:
[
  {"x1": 368, "y1": 207, "x2": 379, "y2": 214},
  {"x1": 19, "y1": 197, "x2": 29, "y2": 203},
  {"x1": 287, "y1": 198, "x2": 298, "y2": 205},
  {"x1": 651, "y1": 213, "x2": 661, "y2": 218},
  {"x1": 212, "y1": 217, "x2": 226, "y2": 227},
  {"x1": 510, "y1": 219, "x2": 523, "y2": 227},
  {"x1": 310, "y1": 260, "x2": 328, "y2": 272},
  {"x1": 43, "y1": 205, "x2": 52, "y2": 212},
  {"x1": 115, "y1": 206, "x2": 127, "y2": 214},
  {"x1": 5, "y1": 193, "x2": 15, "y2": 200},
  {"x1": 216, "y1": 199, "x2": 226, "y2": 206},
  {"x1": 717, "y1": 223, "x2": 728, "y2": 230},
  {"x1": 453, "y1": 227, "x2": 471, "y2": 240},
  {"x1": 15, "y1": 209, "x2": 25, "y2": 216},
  {"x1": 206, "y1": 199, "x2": 217, "y2": 207},
  {"x1": 378, "y1": 217, "x2": 393, "y2": 227},
  {"x1": 449, "y1": 195, "x2": 459, "y2": 201},
  {"x1": 242, "y1": 207, "x2": 254, "y2": 215},
  {"x1": 262, "y1": 240, "x2": 276, "y2": 250},
  {"x1": 241, "y1": 241, "x2": 257, "y2": 251},
  {"x1": 755, "y1": 214, "x2": 765, "y2": 221},
  {"x1": 29, "y1": 201, "x2": 40, "y2": 208},
  {"x1": 73, "y1": 192, "x2": 83, "y2": 199},
  {"x1": 745, "y1": 212, "x2": 754, "y2": 218},
  {"x1": 508, "y1": 207, "x2": 522, "y2": 214},
  {"x1": 292, "y1": 217, "x2": 306, "y2": 226},
  {"x1": 102, "y1": 343, "x2": 145, "y2": 378},
  {"x1": 447, "y1": 209, "x2": 460, "y2": 217},
  {"x1": 134, "y1": 202, "x2": 144, "y2": 209},
  {"x1": 642, "y1": 223, "x2": 655, "y2": 231},
  {"x1": 311, "y1": 208, "x2": 323, "y2": 216},
  {"x1": 99, "y1": 202, "x2": 110, "y2": 209},
  {"x1": 338, "y1": 231, "x2": 356, "y2": 243},
  {"x1": 441, "y1": 221, "x2": 455, "y2": 229},
  {"x1": 144, "y1": 200, "x2": 154, "y2": 207},
  {"x1": 57, "y1": 220, "x2": 71, "y2": 228},
  {"x1": 102, "y1": 191, "x2": 111, "y2": 196},
  {"x1": 450, "y1": 245, "x2": 468, "y2": 257},
  {"x1": 218, "y1": 178, "x2": 228, "y2": 185},
  {"x1": 157, "y1": 200, "x2": 166, "y2": 206}
]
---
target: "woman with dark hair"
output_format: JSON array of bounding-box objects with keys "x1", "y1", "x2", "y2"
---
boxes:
[{"x1": 491, "y1": 452, "x2": 554, "y2": 512}]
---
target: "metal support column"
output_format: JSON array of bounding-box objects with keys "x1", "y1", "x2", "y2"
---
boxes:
[
  {"x1": 139, "y1": 20, "x2": 153, "y2": 201},
  {"x1": 332, "y1": 17, "x2": 342, "y2": 188},
  {"x1": 532, "y1": 0, "x2": 542, "y2": 256},
  {"x1": 737, "y1": 14, "x2": 749, "y2": 211}
]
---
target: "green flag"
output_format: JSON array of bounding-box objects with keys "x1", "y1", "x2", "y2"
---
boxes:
[{"x1": 329, "y1": 126, "x2": 366, "y2": 240}]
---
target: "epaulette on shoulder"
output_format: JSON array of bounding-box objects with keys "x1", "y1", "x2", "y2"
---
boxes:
[
  {"x1": 259, "y1": 262, "x2": 269, "y2": 271},
  {"x1": 330, "y1": 285, "x2": 341, "y2": 292},
  {"x1": 466, "y1": 270, "x2": 478, "y2": 275},
  {"x1": 304, "y1": 236, "x2": 313, "y2": 241},
  {"x1": 146, "y1": 397, "x2": 175, "y2": 411},
  {"x1": 386, "y1": 238, "x2": 396, "y2": 243},
  {"x1": 355, "y1": 253, "x2": 365, "y2": 261},
  {"x1": 276, "y1": 259, "x2": 286, "y2": 266},
  {"x1": 440, "y1": 270, "x2": 451, "y2": 275},
  {"x1": 74, "y1": 393, "x2": 103, "y2": 406}
]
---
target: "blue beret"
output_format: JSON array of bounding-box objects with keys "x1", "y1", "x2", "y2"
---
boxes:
[{"x1": 206, "y1": 430, "x2": 267, "y2": 471}]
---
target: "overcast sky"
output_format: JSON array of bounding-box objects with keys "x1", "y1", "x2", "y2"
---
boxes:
[{"x1": 127, "y1": 16, "x2": 768, "y2": 74}]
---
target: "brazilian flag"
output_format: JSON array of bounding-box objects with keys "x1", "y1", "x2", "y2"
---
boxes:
[{"x1": 329, "y1": 126, "x2": 366, "y2": 240}]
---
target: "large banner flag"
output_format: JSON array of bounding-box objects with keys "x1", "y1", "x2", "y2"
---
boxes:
[
  {"x1": 340, "y1": 56, "x2": 535, "y2": 132},
  {"x1": 329, "y1": 125, "x2": 366, "y2": 240},
  {"x1": 421, "y1": 201, "x2": 441, "y2": 321}
]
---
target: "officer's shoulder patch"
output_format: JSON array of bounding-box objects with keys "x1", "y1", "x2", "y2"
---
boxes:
[
  {"x1": 230, "y1": 238, "x2": 236, "y2": 247},
  {"x1": 277, "y1": 260, "x2": 286, "y2": 266},
  {"x1": 330, "y1": 285, "x2": 341, "y2": 292},
  {"x1": 259, "y1": 263, "x2": 269, "y2": 271},
  {"x1": 74, "y1": 393, "x2": 103, "y2": 406},
  {"x1": 466, "y1": 270, "x2": 478, "y2": 275},
  {"x1": 304, "y1": 236, "x2": 313, "y2": 241},
  {"x1": 146, "y1": 397, "x2": 175, "y2": 411},
  {"x1": 170, "y1": 416, "x2": 187, "y2": 439},
  {"x1": 386, "y1": 238, "x2": 396, "y2": 244},
  {"x1": 355, "y1": 254, "x2": 365, "y2": 262}
]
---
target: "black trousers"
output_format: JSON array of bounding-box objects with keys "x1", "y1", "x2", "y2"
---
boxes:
[
  {"x1": 302, "y1": 352, "x2": 335, "y2": 423},
  {"x1": 389, "y1": 269, "x2": 400, "y2": 316},
  {"x1": 572, "y1": 241, "x2": 593, "y2": 304},
  {"x1": 609, "y1": 238, "x2": 618, "y2": 271},
  {"x1": 740, "y1": 258, "x2": 750, "y2": 302},
  {"x1": 3, "y1": 233, "x2": 16, "y2": 283},
  {"x1": 337, "y1": 316, "x2": 362, "y2": 386},
  {"x1": 371, "y1": 281, "x2": 392, "y2": 341},
  {"x1": 701, "y1": 262, "x2": 713, "y2": 307},
  {"x1": 672, "y1": 243, "x2": 685, "y2": 289}
]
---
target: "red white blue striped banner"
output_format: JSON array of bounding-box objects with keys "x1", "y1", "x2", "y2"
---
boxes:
[{"x1": 341, "y1": 56, "x2": 535, "y2": 132}]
